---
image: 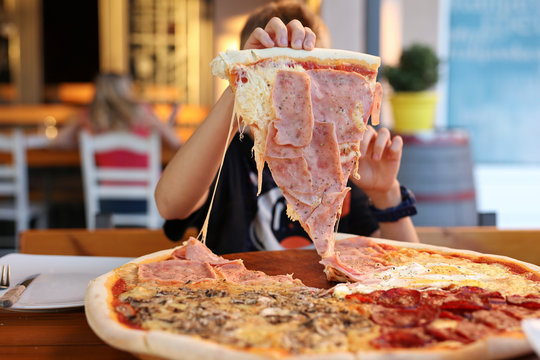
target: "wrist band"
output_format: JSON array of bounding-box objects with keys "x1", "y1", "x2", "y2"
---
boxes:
[{"x1": 369, "y1": 185, "x2": 417, "y2": 222}]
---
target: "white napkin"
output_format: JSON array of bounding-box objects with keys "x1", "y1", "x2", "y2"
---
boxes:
[{"x1": 523, "y1": 319, "x2": 540, "y2": 356}]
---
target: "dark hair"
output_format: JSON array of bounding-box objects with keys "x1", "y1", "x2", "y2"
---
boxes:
[{"x1": 240, "y1": 0, "x2": 329, "y2": 49}]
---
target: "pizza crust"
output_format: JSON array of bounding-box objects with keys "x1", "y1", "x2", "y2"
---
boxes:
[
  {"x1": 211, "y1": 47, "x2": 381, "y2": 80},
  {"x1": 85, "y1": 237, "x2": 538, "y2": 360},
  {"x1": 85, "y1": 271, "x2": 150, "y2": 356}
]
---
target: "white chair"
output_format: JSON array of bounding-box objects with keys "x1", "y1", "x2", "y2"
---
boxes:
[
  {"x1": 79, "y1": 130, "x2": 163, "y2": 230},
  {"x1": 0, "y1": 129, "x2": 47, "y2": 248}
]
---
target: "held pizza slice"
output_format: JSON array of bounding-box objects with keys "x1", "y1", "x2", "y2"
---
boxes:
[{"x1": 211, "y1": 48, "x2": 383, "y2": 259}]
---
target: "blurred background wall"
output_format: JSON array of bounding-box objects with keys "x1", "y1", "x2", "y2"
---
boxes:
[{"x1": 1, "y1": 0, "x2": 539, "y2": 228}]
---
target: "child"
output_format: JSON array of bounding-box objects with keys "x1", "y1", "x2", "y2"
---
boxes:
[{"x1": 156, "y1": 1, "x2": 418, "y2": 254}]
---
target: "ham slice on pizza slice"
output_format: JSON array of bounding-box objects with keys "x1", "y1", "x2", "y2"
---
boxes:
[{"x1": 211, "y1": 48, "x2": 382, "y2": 261}]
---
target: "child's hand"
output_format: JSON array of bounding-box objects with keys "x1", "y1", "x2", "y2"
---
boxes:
[
  {"x1": 352, "y1": 126, "x2": 403, "y2": 204},
  {"x1": 243, "y1": 17, "x2": 316, "y2": 50}
]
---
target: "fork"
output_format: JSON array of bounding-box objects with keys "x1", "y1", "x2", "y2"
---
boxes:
[{"x1": 0, "y1": 265, "x2": 9, "y2": 289}]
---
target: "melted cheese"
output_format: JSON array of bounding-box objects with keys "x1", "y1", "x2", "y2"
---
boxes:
[
  {"x1": 233, "y1": 61, "x2": 306, "y2": 194},
  {"x1": 234, "y1": 61, "x2": 305, "y2": 127},
  {"x1": 334, "y1": 257, "x2": 540, "y2": 298}
]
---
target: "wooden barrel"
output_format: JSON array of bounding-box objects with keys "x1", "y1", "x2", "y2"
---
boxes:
[{"x1": 397, "y1": 129, "x2": 478, "y2": 226}]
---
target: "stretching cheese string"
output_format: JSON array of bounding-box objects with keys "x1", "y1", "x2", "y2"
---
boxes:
[{"x1": 198, "y1": 101, "x2": 239, "y2": 244}]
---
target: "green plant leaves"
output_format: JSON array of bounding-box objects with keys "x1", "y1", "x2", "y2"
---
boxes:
[{"x1": 382, "y1": 44, "x2": 439, "y2": 92}]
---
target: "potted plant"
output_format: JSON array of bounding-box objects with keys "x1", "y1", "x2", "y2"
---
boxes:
[{"x1": 382, "y1": 43, "x2": 439, "y2": 133}]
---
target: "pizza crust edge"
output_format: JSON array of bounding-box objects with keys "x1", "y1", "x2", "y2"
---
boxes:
[{"x1": 210, "y1": 47, "x2": 381, "y2": 80}]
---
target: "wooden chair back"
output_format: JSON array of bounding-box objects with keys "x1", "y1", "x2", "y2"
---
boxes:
[
  {"x1": 0, "y1": 129, "x2": 47, "y2": 247},
  {"x1": 79, "y1": 130, "x2": 162, "y2": 230}
]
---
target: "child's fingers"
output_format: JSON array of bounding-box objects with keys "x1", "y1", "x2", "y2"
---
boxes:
[
  {"x1": 249, "y1": 27, "x2": 275, "y2": 49},
  {"x1": 286, "y1": 19, "x2": 306, "y2": 49},
  {"x1": 303, "y1": 27, "x2": 316, "y2": 50},
  {"x1": 265, "y1": 17, "x2": 289, "y2": 47},
  {"x1": 387, "y1": 135, "x2": 403, "y2": 161},
  {"x1": 360, "y1": 125, "x2": 376, "y2": 157},
  {"x1": 371, "y1": 127, "x2": 391, "y2": 161}
]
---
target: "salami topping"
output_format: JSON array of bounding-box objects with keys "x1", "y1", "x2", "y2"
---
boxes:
[
  {"x1": 455, "y1": 320, "x2": 494, "y2": 341},
  {"x1": 441, "y1": 287, "x2": 491, "y2": 311},
  {"x1": 499, "y1": 304, "x2": 540, "y2": 320},
  {"x1": 486, "y1": 291, "x2": 506, "y2": 305},
  {"x1": 438, "y1": 310, "x2": 464, "y2": 321},
  {"x1": 371, "y1": 327, "x2": 432, "y2": 349},
  {"x1": 375, "y1": 288, "x2": 422, "y2": 309},
  {"x1": 425, "y1": 325, "x2": 472, "y2": 344},
  {"x1": 370, "y1": 304, "x2": 439, "y2": 328},
  {"x1": 506, "y1": 294, "x2": 540, "y2": 309},
  {"x1": 472, "y1": 309, "x2": 521, "y2": 330}
]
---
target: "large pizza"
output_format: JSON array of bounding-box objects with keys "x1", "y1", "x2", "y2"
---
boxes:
[
  {"x1": 85, "y1": 48, "x2": 540, "y2": 358},
  {"x1": 86, "y1": 235, "x2": 540, "y2": 359}
]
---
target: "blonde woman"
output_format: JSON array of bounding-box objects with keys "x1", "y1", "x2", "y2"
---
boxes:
[{"x1": 54, "y1": 72, "x2": 181, "y2": 150}]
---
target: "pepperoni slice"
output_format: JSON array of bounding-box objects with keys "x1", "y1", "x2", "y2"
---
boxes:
[
  {"x1": 438, "y1": 310, "x2": 464, "y2": 321},
  {"x1": 498, "y1": 304, "x2": 539, "y2": 320},
  {"x1": 376, "y1": 288, "x2": 422, "y2": 309},
  {"x1": 441, "y1": 287, "x2": 491, "y2": 311},
  {"x1": 455, "y1": 320, "x2": 494, "y2": 341},
  {"x1": 472, "y1": 309, "x2": 520, "y2": 330},
  {"x1": 506, "y1": 294, "x2": 540, "y2": 309},
  {"x1": 425, "y1": 325, "x2": 472, "y2": 344},
  {"x1": 370, "y1": 327, "x2": 433, "y2": 349},
  {"x1": 370, "y1": 304, "x2": 439, "y2": 328},
  {"x1": 486, "y1": 291, "x2": 506, "y2": 305},
  {"x1": 423, "y1": 289, "x2": 450, "y2": 307},
  {"x1": 441, "y1": 298, "x2": 488, "y2": 311}
]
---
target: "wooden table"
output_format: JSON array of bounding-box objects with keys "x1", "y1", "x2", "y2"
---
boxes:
[{"x1": 0, "y1": 310, "x2": 135, "y2": 359}]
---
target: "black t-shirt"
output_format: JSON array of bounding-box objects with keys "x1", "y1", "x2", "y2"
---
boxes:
[{"x1": 164, "y1": 133, "x2": 379, "y2": 255}]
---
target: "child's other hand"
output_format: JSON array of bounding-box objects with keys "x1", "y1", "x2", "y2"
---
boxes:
[
  {"x1": 243, "y1": 17, "x2": 316, "y2": 50},
  {"x1": 353, "y1": 126, "x2": 403, "y2": 197}
]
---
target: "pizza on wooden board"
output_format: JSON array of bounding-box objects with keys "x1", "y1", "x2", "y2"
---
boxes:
[{"x1": 85, "y1": 235, "x2": 540, "y2": 359}]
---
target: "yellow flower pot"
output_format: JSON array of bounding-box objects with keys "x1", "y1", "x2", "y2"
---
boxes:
[{"x1": 390, "y1": 92, "x2": 437, "y2": 134}]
